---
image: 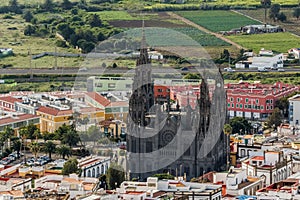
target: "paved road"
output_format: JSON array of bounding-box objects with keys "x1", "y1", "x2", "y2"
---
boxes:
[{"x1": 1, "y1": 67, "x2": 299, "y2": 76}]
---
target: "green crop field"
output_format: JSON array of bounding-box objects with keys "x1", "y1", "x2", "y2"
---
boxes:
[
  {"x1": 176, "y1": 10, "x2": 261, "y2": 32},
  {"x1": 172, "y1": 27, "x2": 230, "y2": 47},
  {"x1": 227, "y1": 32, "x2": 300, "y2": 53}
]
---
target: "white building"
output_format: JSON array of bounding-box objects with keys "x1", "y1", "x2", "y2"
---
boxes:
[
  {"x1": 118, "y1": 177, "x2": 222, "y2": 200},
  {"x1": 78, "y1": 156, "x2": 110, "y2": 178},
  {"x1": 235, "y1": 53, "x2": 284, "y2": 69},
  {"x1": 34, "y1": 174, "x2": 98, "y2": 199},
  {"x1": 242, "y1": 151, "x2": 293, "y2": 186},
  {"x1": 226, "y1": 168, "x2": 263, "y2": 196},
  {"x1": 289, "y1": 94, "x2": 300, "y2": 127},
  {"x1": 288, "y1": 48, "x2": 300, "y2": 59}
]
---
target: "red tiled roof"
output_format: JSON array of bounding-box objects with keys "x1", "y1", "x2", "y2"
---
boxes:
[
  {"x1": 80, "y1": 107, "x2": 103, "y2": 113},
  {"x1": 108, "y1": 101, "x2": 128, "y2": 107},
  {"x1": 0, "y1": 96, "x2": 22, "y2": 104},
  {"x1": 251, "y1": 156, "x2": 264, "y2": 161},
  {"x1": 37, "y1": 106, "x2": 73, "y2": 116},
  {"x1": 0, "y1": 114, "x2": 39, "y2": 126},
  {"x1": 85, "y1": 92, "x2": 110, "y2": 107}
]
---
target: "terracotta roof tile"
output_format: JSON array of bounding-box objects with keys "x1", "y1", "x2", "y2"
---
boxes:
[
  {"x1": 85, "y1": 92, "x2": 110, "y2": 107},
  {"x1": 37, "y1": 106, "x2": 72, "y2": 116},
  {"x1": 0, "y1": 114, "x2": 39, "y2": 126},
  {"x1": 0, "y1": 96, "x2": 22, "y2": 104}
]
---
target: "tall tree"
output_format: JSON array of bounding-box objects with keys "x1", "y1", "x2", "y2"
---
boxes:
[
  {"x1": 293, "y1": 7, "x2": 300, "y2": 20},
  {"x1": 8, "y1": 0, "x2": 21, "y2": 13},
  {"x1": 42, "y1": 0, "x2": 54, "y2": 11},
  {"x1": 62, "y1": 128, "x2": 80, "y2": 147},
  {"x1": 106, "y1": 163, "x2": 125, "y2": 189},
  {"x1": 223, "y1": 124, "x2": 233, "y2": 135},
  {"x1": 57, "y1": 145, "x2": 71, "y2": 159},
  {"x1": 23, "y1": 10, "x2": 34, "y2": 22},
  {"x1": 12, "y1": 138, "x2": 21, "y2": 158},
  {"x1": 269, "y1": 4, "x2": 281, "y2": 22},
  {"x1": 61, "y1": 0, "x2": 73, "y2": 10},
  {"x1": 43, "y1": 141, "x2": 56, "y2": 159},
  {"x1": 87, "y1": 125, "x2": 101, "y2": 146},
  {"x1": 4, "y1": 127, "x2": 14, "y2": 149},
  {"x1": 266, "y1": 107, "x2": 282, "y2": 129},
  {"x1": 261, "y1": 0, "x2": 271, "y2": 25},
  {"x1": 30, "y1": 142, "x2": 40, "y2": 161},
  {"x1": 87, "y1": 14, "x2": 102, "y2": 27}
]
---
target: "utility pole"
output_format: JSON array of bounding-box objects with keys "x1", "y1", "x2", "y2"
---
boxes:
[
  {"x1": 29, "y1": 48, "x2": 33, "y2": 80},
  {"x1": 54, "y1": 47, "x2": 57, "y2": 70}
]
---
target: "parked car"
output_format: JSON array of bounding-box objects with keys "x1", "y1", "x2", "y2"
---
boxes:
[
  {"x1": 258, "y1": 67, "x2": 268, "y2": 72},
  {"x1": 224, "y1": 67, "x2": 235, "y2": 72},
  {"x1": 278, "y1": 68, "x2": 285, "y2": 72}
]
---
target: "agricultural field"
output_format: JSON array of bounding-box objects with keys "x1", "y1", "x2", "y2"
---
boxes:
[
  {"x1": 0, "y1": 0, "x2": 298, "y2": 6},
  {"x1": 176, "y1": 10, "x2": 260, "y2": 32},
  {"x1": 237, "y1": 8, "x2": 300, "y2": 37},
  {"x1": 0, "y1": 14, "x2": 82, "y2": 68},
  {"x1": 172, "y1": 27, "x2": 230, "y2": 47},
  {"x1": 226, "y1": 32, "x2": 300, "y2": 53}
]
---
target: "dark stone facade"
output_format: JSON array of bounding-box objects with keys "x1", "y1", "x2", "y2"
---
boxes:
[{"x1": 126, "y1": 39, "x2": 228, "y2": 181}]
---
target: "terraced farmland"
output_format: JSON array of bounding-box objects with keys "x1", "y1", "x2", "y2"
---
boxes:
[
  {"x1": 176, "y1": 10, "x2": 261, "y2": 32},
  {"x1": 227, "y1": 32, "x2": 300, "y2": 53}
]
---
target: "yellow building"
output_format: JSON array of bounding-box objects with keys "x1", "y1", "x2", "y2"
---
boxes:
[
  {"x1": 99, "y1": 119, "x2": 126, "y2": 139},
  {"x1": 36, "y1": 106, "x2": 105, "y2": 133}
]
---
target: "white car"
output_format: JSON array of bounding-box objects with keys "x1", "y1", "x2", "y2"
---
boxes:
[
  {"x1": 224, "y1": 68, "x2": 235, "y2": 72},
  {"x1": 278, "y1": 68, "x2": 285, "y2": 72}
]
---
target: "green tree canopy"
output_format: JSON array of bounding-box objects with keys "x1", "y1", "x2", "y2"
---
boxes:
[
  {"x1": 43, "y1": 141, "x2": 56, "y2": 159},
  {"x1": 62, "y1": 128, "x2": 81, "y2": 147},
  {"x1": 153, "y1": 173, "x2": 174, "y2": 180},
  {"x1": 86, "y1": 14, "x2": 102, "y2": 27},
  {"x1": 62, "y1": 158, "x2": 80, "y2": 175},
  {"x1": 30, "y1": 142, "x2": 40, "y2": 160},
  {"x1": 107, "y1": 163, "x2": 125, "y2": 189},
  {"x1": 269, "y1": 4, "x2": 281, "y2": 21},
  {"x1": 23, "y1": 10, "x2": 34, "y2": 22},
  {"x1": 229, "y1": 117, "x2": 251, "y2": 135},
  {"x1": 56, "y1": 145, "x2": 71, "y2": 159},
  {"x1": 266, "y1": 107, "x2": 282, "y2": 128},
  {"x1": 223, "y1": 124, "x2": 233, "y2": 135},
  {"x1": 293, "y1": 7, "x2": 300, "y2": 20},
  {"x1": 42, "y1": 0, "x2": 54, "y2": 11}
]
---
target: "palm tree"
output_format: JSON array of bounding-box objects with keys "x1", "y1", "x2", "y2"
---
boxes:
[
  {"x1": 62, "y1": 129, "x2": 81, "y2": 147},
  {"x1": 11, "y1": 137, "x2": 21, "y2": 158},
  {"x1": 30, "y1": 142, "x2": 40, "y2": 162},
  {"x1": 4, "y1": 127, "x2": 14, "y2": 149},
  {"x1": 43, "y1": 141, "x2": 56, "y2": 160},
  {"x1": 56, "y1": 145, "x2": 71, "y2": 159}
]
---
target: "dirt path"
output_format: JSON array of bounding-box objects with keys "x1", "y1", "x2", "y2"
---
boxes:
[{"x1": 167, "y1": 12, "x2": 244, "y2": 49}]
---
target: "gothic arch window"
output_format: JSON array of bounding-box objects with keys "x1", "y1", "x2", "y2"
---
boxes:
[
  {"x1": 87, "y1": 170, "x2": 91, "y2": 177},
  {"x1": 92, "y1": 168, "x2": 95, "y2": 177}
]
